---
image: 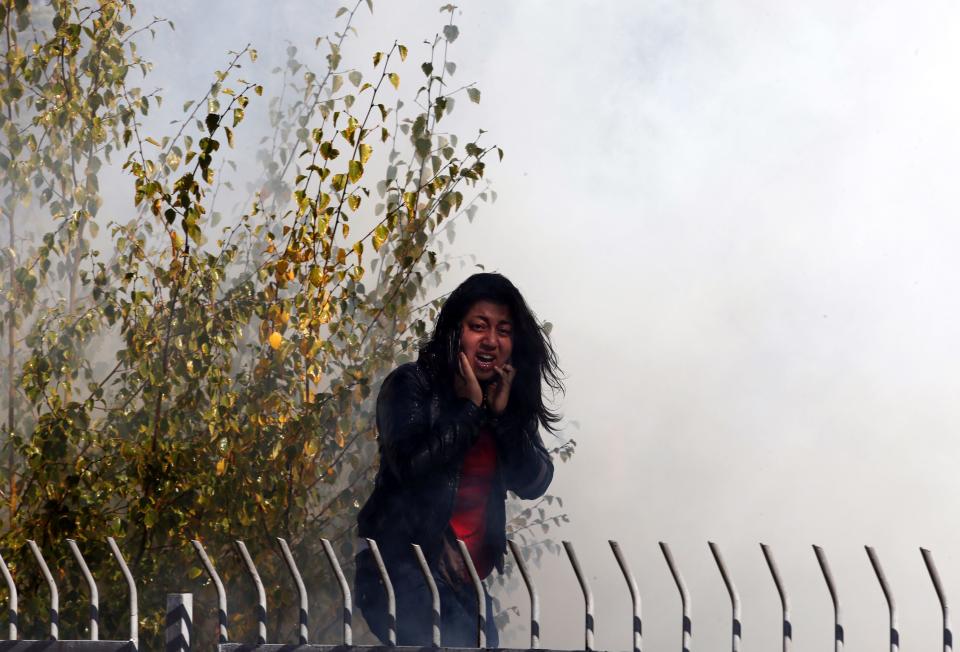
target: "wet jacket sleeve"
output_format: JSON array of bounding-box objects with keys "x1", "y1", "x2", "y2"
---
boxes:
[
  {"x1": 493, "y1": 416, "x2": 554, "y2": 500},
  {"x1": 376, "y1": 365, "x2": 483, "y2": 484}
]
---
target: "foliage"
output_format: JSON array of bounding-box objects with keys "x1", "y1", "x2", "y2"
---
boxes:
[{"x1": 0, "y1": 1, "x2": 568, "y2": 648}]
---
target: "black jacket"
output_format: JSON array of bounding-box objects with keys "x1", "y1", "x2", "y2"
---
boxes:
[{"x1": 357, "y1": 361, "x2": 554, "y2": 575}]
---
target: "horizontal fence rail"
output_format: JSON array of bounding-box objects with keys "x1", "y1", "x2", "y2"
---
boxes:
[{"x1": 0, "y1": 539, "x2": 956, "y2": 652}]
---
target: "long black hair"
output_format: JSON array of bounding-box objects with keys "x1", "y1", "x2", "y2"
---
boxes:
[{"x1": 418, "y1": 273, "x2": 564, "y2": 433}]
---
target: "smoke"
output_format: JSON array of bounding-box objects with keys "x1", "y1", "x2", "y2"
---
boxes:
[{"x1": 124, "y1": 1, "x2": 960, "y2": 650}]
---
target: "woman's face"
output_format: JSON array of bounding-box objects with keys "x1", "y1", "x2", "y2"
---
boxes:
[{"x1": 460, "y1": 300, "x2": 513, "y2": 382}]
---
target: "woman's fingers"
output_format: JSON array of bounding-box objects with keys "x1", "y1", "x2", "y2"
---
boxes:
[{"x1": 458, "y1": 352, "x2": 482, "y2": 406}]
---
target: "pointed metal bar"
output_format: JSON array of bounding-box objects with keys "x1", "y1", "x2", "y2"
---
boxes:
[
  {"x1": 563, "y1": 540, "x2": 594, "y2": 652},
  {"x1": 507, "y1": 539, "x2": 540, "y2": 649},
  {"x1": 67, "y1": 539, "x2": 99, "y2": 641},
  {"x1": 813, "y1": 545, "x2": 842, "y2": 652},
  {"x1": 761, "y1": 544, "x2": 791, "y2": 652},
  {"x1": 609, "y1": 541, "x2": 641, "y2": 652},
  {"x1": 107, "y1": 537, "x2": 138, "y2": 649},
  {"x1": 660, "y1": 542, "x2": 691, "y2": 652},
  {"x1": 191, "y1": 540, "x2": 228, "y2": 643},
  {"x1": 277, "y1": 538, "x2": 308, "y2": 645},
  {"x1": 320, "y1": 538, "x2": 352, "y2": 646},
  {"x1": 27, "y1": 540, "x2": 58, "y2": 640},
  {"x1": 234, "y1": 540, "x2": 266, "y2": 645},
  {"x1": 411, "y1": 543, "x2": 441, "y2": 647},
  {"x1": 0, "y1": 550, "x2": 17, "y2": 640},
  {"x1": 866, "y1": 546, "x2": 898, "y2": 652},
  {"x1": 709, "y1": 542, "x2": 741, "y2": 652},
  {"x1": 456, "y1": 539, "x2": 487, "y2": 648},
  {"x1": 921, "y1": 548, "x2": 952, "y2": 652},
  {"x1": 365, "y1": 539, "x2": 396, "y2": 646},
  {"x1": 165, "y1": 593, "x2": 192, "y2": 652}
]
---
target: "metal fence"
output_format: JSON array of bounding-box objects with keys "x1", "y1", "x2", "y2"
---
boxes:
[{"x1": 0, "y1": 538, "x2": 953, "y2": 652}]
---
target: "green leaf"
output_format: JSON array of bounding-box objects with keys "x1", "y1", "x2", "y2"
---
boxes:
[
  {"x1": 467, "y1": 87, "x2": 480, "y2": 104},
  {"x1": 205, "y1": 113, "x2": 219, "y2": 133},
  {"x1": 348, "y1": 70, "x2": 362, "y2": 87},
  {"x1": 443, "y1": 24, "x2": 459, "y2": 42}
]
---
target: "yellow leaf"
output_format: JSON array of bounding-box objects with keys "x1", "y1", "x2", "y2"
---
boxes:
[
  {"x1": 304, "y1": 439, "x2": 318, "y2": 457},
  {"x1": 215, "y1": 459, "x2": 226, "y2": 475},
  {"x1": 269, "y1": 332, "x2": 283, "y2": 349},
  {"x1": 359, "y1": 143, "x2": 373, "y2": 165},
  {"x1": 372, "y1": 224, "x2": 388, "y2": 251},
  {"x1": 398, "y1": 44, "x2": 408, "y2": 61},
  {"x1": 388, "y1": 72, "x2": 399, "y2": 89},
  {"x1": 348, "y1": 194, "x2": 360, "y2": 211},
  {"x1": 348, "y1": 160, "x2": 363, "y2": 183}
]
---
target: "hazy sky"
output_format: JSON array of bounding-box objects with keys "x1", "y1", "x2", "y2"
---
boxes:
[{"x1": 134, "y1": 2, "x2": 960, "y2": 650}]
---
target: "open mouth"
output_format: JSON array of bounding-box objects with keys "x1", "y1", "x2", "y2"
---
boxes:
[{"x1": 474, "y1": 352, "x2": 496, "y2": 371}]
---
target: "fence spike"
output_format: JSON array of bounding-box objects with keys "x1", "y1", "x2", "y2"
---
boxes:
[
  {"x1": 67, "y1": 539, "x2": 99, "y2": 641},
  {"x1": 411, "y1": 543, "x2": 441, "y2": 647},
  {"x1": 107, "y1": 537, "x2": 138, "y2": 649},
  {"x1": 191, "y1": 540, "x2": 228, "y2": 643},
  {"x1": 27, "y1": 540, "x2": 58, "y2": 641},
  {"x1": 609, "y1": 540, "x2": 642, "y2": 652},
  {"x1": 921, "y1": 548, "x2": 952, "y2": 652},
  {"x1": 709, "y1": 542, "x2": 741, "y2": 652},
  {"x1": 866, "y1": 546, "x2": 898, "y2": 652},
  {"x1": 456, "y1": 538, "x2": 487, "y2": 648},
  {"x1": 165, "y1": 593, "x2": 192, "y2": 652},
  {"x1": 563, "y1": 540, "x2": 595, "y2": 652},
  {"x1": 660, "y1": 542, "x2": 691, "y2": 652},
  {"x1": 320, "y1": 538, "x2": 352, "y2": 646},
  {"x1": 760, "y1": 543, "x2": 791, "y2": 652},
  {"x1": 507, "y1": 539, "x2": 540, "y2": 649},
  {"x1": 365, "y1": 539, "x2": 396, "y2": 646},
  {"x1": 234, "y1": 540, "x2": 266, "y2": 645},
  {"x1": 0, "y1": 549, "x2": 18, "y2": 640},
  {"x1": 277, "y1": 538, "x2": 308, "y2": 645},
  {"x1": 813, "y1": 545, "x2": 842, "y2": 652}
]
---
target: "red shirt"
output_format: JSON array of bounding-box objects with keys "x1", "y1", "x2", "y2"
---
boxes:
[{"x1": 449, "y1": 427, "x2": 498, "y2": 577}]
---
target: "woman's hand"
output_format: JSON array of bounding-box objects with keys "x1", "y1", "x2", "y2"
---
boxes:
[
  {"x1": 455, "y1": 352, "x2": 483, "y2": 407},
  {"x1": 487, "y1": 363, "x2": 516, "y2": 415}
]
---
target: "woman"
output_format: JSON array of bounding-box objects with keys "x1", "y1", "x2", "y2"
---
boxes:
[{"x1": 356, "y1": 273, "x2": 563, "y2": 647}]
